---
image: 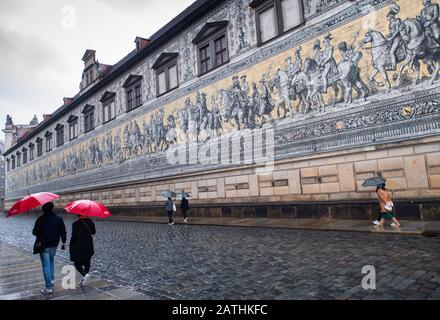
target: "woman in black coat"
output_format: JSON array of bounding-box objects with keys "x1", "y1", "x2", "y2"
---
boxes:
[{"x1": 69, "y1": 216, "x2": 96, "y2": 286}]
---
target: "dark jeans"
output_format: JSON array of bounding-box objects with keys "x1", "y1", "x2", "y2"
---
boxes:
[
  {"x1": 167, "y1": 211, "x2": 174, "y2": 223},
  {"x1": 74, "y1": 258, "x2": 91, "y2": 277},
  {"x1": 182, "y1": 208, "x2": 188, "y2": 219}
]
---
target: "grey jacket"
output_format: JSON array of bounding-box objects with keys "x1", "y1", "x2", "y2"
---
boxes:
[{"x1": 165, "y1": 199, "x2": 174, "y2": 212}]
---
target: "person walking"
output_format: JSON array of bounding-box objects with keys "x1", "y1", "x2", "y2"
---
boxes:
[
  {"x1": 375, "y1": 183, "x2": 401, "y2": 229},
  {"x1": 32, "y1": 202, "x2": 67, "y2": 295},
  {"x1": 165, "y1": 197, "x2": 175, "y2": 225},
  {"x1": 181, "y1": 195, "x2": 189, "y2": 223},
  {"x1": 69, "y1": 215, "x2": 96, "y2": 287}
]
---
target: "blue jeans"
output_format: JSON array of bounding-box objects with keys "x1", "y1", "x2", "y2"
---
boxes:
[{"x1": 40, "y1": 247, "x2": 57, "y2": 289}]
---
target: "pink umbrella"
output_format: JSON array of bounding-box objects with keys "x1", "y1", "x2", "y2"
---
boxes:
[
  {"x1": 64, "y1": 200, "x2": 112, "y2": 219},
  {"x1": 7, "y1": 192, "x2": 60, "y2": 218}
]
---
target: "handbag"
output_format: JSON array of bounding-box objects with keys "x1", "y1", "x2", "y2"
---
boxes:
[
  {"x1": 384, "y1": 201, "x2": 394, "y2": 212},
  {"x1": 172, "y1": 203, "x2": 177, "y2": 212},
  {"x1": 33, "y1": 239, "x2": 44, "y2": 255},
  {"x1": 33, "y1": 216, "x2": 45, "y2": 255}
]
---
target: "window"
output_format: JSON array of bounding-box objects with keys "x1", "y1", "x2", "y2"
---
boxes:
[
  {"x1": 101, "y1": 92, "x2": 117, "y2": 123},
  {"x1": 122, "y1": 75, "x2": 143, "y2": 112},
  {"x1": 22, "y1": 148, "x2": 28, "y2": 165},
  {"x1": 192, "y1": 21, "x2": 229, "y2": 76},
  {"x1": 152, "y1": 53, "x2": 179, "y2": 96},
  {"x1": 199, "y1": 45, "x2": 210, "y2": 75},
  {"x1": 16, "y1": 152, "x2": 21, "y2": 168},
  {"x1": 45, "y1": 132, "x2": 53, "y2": 152},
  {"x1": 68, "y1": 115, "x2": 79, "y2": 140},
  {"x1": 250, "y1": 0, "x2": 304, "y2": 45},
  {"x1": 11, "y1": 156, "x2": 15, "y2": 170},
  {"x1": 82, "y1": 105, "x2": 95, "y2": 133},
  {"x1": 6, "y1": 159, "x2": 10, "y2": 172},
  {"x1": 56, "y1": 124, "x2": 64, "y2": 147},
  {"x1": 135, "y1": 85, "x2": 142, "y2": 107},
  {"x1": 36, "y1": 139, "x2": 43, "y2": 157},
  {"x1": 29, "y1": 143, "x2": 35, "y2": 161},
  {"x1": 214, "y1": 35, "x2": 228, "y2": 66}
]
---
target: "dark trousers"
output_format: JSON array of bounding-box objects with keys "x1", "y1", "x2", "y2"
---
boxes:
[
  {"x1": 74, "y1": 258, "x2": 91, "y2": 277},
  {"x1": 167, "y1": 211, "x2": 174, "y2": 223},
  {"x1": 182, "y1": 208, "x2": 188, "y2": 219}
]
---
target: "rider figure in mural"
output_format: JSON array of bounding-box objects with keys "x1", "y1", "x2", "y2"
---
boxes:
[
  {"x1": 386, "y1": 4, "x2": 404, "y2": 71},
  {"x1": 311, "y1": 39, "x2": 323, "y2": 66},
  {"x1": 286, "y1": 47, "x2": 302, "y2": 84},
  {"x1": 230, "y1": 75, "x2": 249, "y2": 111},
  {"x1": 240, "y1": 75, "x2": 250, "y2": 96},
  {"x1": 420, "y1": 0, "x2": 440, "y2": 46},
  {"x1": 319, "y1": 33, "x2": 338, "y2": 94}
]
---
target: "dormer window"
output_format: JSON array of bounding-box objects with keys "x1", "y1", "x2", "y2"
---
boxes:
[
  {"x1": 22, "y1": 147, "x2": 28, "y2": 165},
  {"x1": 122, "y1": 75, "x2": 143, "y2": 112},
  {"x1": 45, "y1": 131, "x2": 53, "y2": 152},
  {"x1": 11, "y1": 156, "x2": 15, "y2": 170},
  {"x1": 29, "y1": 143, "x2": 35, "y2": 161},
  {"x1": 68, "y1": 115, "x2": 79, "y2": 140},
  {"x1": 36, "y1": 138, "x2": 43, "y2": 157},
  {"x1": 16, "y1": 152, "x2": 21, "y2": 168},
  {"x1": 250, "y1": 0, "x2": 304, "y2": 45},
  {"x1": 152, "y1": 53, "x2": 179, "y2": 97},
  {"x1": 192, "y1": 21, "x2": 229, "y2": 76},
  {"x1": 100, "y1": 91, "x2": 117, "y2": 123},
  {"x1": 82, "y1": 104, "x2": 95, "y2": 133},
  {"x1": 55, "y1": 124, "x2": 65, "y2": 147}
]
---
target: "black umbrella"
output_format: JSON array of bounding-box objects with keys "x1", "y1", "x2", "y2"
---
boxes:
[
  {"x1": 176, "y1": 192, "x2": 191, "y2": 200},
  {"x1": 362, "y1": 177, "x2": 386, "y2": 187},
  {"x1": 161, "y1": 191, "x2": 177, "y2": 199}
]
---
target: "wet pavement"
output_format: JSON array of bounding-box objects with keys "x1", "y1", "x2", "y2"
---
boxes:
[{"x1": 1, "y1": 214, "x2": 440, "y2": 300}]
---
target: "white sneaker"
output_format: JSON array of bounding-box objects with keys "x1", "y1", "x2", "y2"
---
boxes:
[
  {"x1": 169, "y1": 222, "x2": 175, "y2": 225},
  {"x1": 183, "y1": 218, "x2": 188, "y2": 223},
  {"x1": 82, "y1": 274, "x2": 90, "y2": 286},
  {"x1": 372, "y1": 220, "x2": 380, "y2": 225},
  {"x1": 41, "y1": 288, "x2": 54, "y2": 295}
]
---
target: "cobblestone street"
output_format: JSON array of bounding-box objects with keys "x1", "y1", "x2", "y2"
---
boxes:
[{"x1": 1, "y1": 215, "x2": 439, "y2": 300}]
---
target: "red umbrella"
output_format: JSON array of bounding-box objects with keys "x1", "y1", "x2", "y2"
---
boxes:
[
  {"x1": 7, "y1": 192, "x2": 60, "y2": 218},
  {"x1": 64, "y1": 200, "x2": 112, "y2": 219}
]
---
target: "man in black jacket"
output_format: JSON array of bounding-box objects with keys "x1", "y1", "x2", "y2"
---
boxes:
[{"x1": 32, "y1": 202, "x2": 67, "y2": 295}]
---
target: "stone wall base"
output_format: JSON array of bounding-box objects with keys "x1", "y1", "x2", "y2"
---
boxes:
[{"x1": 104, "y1": 200, "x2": 440, "y2": 221}]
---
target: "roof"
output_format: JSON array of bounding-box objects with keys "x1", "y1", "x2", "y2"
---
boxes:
[{"x1": 3, "y1": 0, "x2": 227, "y2": 157}]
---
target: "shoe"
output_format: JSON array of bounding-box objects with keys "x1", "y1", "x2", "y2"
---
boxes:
[
  {"x1": 391, "y1": 223, "x2": 400, "y2": 229},
  {"x1": 372, "y1": 220, "x2": 380, "y2": 225},
  {"x1": 82, "y1": 274, "x2": 90, "y2": 286},
  {"x1": 40, "y1": 288, "x2": 54, "y2": 295},
  {"x1": 169, "y1": 222, "x2": 175, "y2": 225},
  {"x1": 183, "y1": 218, "x2": 188, "y2": 223}
]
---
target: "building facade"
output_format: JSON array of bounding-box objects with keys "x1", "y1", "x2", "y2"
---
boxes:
[
  {"x1": 3, "y1": 0, "x2": 440, "y2": 220},
  {"x1": 0, "y1": 140, "x2": 5, "y2": 212}
]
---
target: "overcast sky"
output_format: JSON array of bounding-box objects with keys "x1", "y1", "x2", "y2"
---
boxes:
[{"x1": 0, "y1": 0, "x2": 195, "y2": 140}]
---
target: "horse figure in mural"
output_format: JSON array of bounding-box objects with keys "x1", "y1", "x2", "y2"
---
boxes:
[
  {"x1": 291, "y1": 71, "x2": 311, "y2": 114},
  {"x1": 217, "y1": 89, "x2": 247, "y2": 130},
  {"x1": 361, "y1": 29, "x2": 415, "y2": 92},
  {"x1": 397, "y1": 18, "x2": 440, "y2": 86},
  {"x1": 303, "y1": 58, "x2": 333, "y2": 113}
]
